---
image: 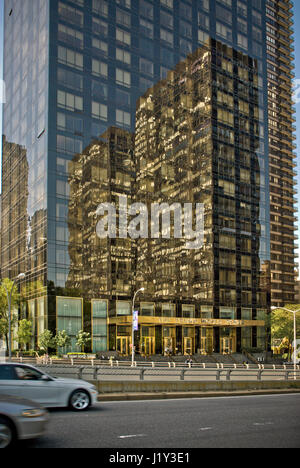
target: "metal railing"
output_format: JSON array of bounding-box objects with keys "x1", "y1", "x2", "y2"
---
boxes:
[
  {"x1": 33, "y1": 363, "x2": 300, "y2": 382},
  {"x1": 7, "y1": 356, "x2": 300, "y2": 372}
]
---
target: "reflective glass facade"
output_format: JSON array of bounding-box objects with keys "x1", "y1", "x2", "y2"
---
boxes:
[{"x1": 2, "y1": 0, "x2": 293, "y2": 355}]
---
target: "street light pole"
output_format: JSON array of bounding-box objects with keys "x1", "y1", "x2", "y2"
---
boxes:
[
  {"x1": 131, "y1": 288, "x2": 145, "y2": 367},
  {"x1": 271, "y1": 306, "x2": 299, "y2": 380},
  {"x1": 2, "y1": 273, "x2": 26, "y2": 361}
]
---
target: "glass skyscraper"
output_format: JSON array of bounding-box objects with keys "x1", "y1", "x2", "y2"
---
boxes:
[{"x1": 1, "y1": 0, "x2": 296, "y2": 355}]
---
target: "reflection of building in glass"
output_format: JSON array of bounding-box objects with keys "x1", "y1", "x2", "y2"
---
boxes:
[
  {"x1": 122, "y1": 40, "x2": 268, "y2": 355},
  {"x1": 66, "y1": 127, "x2": 135, "y2": 352},
  {"x1": 67, "y1": 127, "x2": 135, "y2": 299},
  {"x1": 1, "y1": 138, "x2": 29, "y2": 282}
]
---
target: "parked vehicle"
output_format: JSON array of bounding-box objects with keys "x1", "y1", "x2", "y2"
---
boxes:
[
  {"x1": 0, "y1": 394, "x2": 49, "y2": 448},
  {"x1": 0, "y1": 364, "x2": 98, "y2": 411}
]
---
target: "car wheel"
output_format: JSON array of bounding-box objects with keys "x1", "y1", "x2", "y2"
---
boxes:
[
  {"x1": 0, "y1": 417, "x2": 15, "y2": 449},
  {"x1": 69, "y1": 390, "x2": 91, "y2": 411}
]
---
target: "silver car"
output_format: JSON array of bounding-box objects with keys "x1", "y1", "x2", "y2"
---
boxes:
[
  {"x1": 0, "y1": 394, "x2": 49, "y2": 448},
  {"x1": 0, "y1": 364, "x2": 98, "y2": 411}
]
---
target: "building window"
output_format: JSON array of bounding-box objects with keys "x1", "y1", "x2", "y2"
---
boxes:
[
  {"x1": 140, "y1": 303, "x2": 155, "y2": 316},
  {"x1": 92, "y1": 101, "x2": 108, "y2": 120},
  {"x1": 92, "y1": 300, "x2": 108, "y2": 352},
  {"x1": 56, "y1": 297, "x2": 83, "y2": 353},
  {"x1": 182, "y1": 305, "x2": 195, "y2": 318},
  {"x1": 58, "y1": 24, "x2": 84, "y2": 49},
  {"x1": 160, "y1": 28, "x2": 173, "y2": 45},
  {"x1": 57, "y1": 90, "x2": 83, "y2": 112},
  {"x1": 92, "y1": 58, "x2": 108, "y2": 77},
  {"x1": 116, "y1": 8, "x2": 131, "y2": 27},
  {"x1": 116, "y1": 109, "x2": 131, "y2": 127},
  {"x1": 140, "y1": 0, "x2": 154, "y2": 19},
  {"x1": 92, "y1": 18, "x2": 108, "y2": 36},
  {"x1": 160, "y1": 0, "x2": 173, "y2": 10},
  {"x1": 116, "y1": 301, "x2": 131, "y2": 316},
  {"x1": 58, "y1": 2, "x2": 83, "y2": 27},
  {"x1": 116, "y1": 48, "x2": 131, "y2": 64},
  {"x1": 57, "y1": 134, "x2": 83, "y2": 154},
  {"x1": 161, "y1": 304, "x2": 176, "y2": 317},
  {"x1": 216, "y1": 22, "x2": 232, "y2": 41},
  {"x1": 92, "y1": 38, "x2": 108, "y2": 56},
  {"x1": 92, "y1": 0, "x2": 108, "y2": 17},
  {"x1": 58, "y1": 46, "x2": 83, "y2": 70},
  {"x1": 57, "y1": 67, "x2": 83, "y2": 91},
  {"x1": 140, "y1": 57, "x2": 154, "y2": 76},
  {"x1": 140, "y1": 18, "x2": 154, "y2": 38},
  {"x1": 116, "y1": 28, "x2": 131, "y2": 46},
  {"x1": 116, "y1": 68, "x2": 131, "y2": 87},
  {"x1": 116, "y1": 0, "x2": 131, "y2": 9}
]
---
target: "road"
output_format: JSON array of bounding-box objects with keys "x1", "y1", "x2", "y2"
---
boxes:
[{"x1": 23, "y1": 394, "x2": 300, "y2": 449}]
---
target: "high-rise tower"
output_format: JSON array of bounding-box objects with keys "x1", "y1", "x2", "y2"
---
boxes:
[{"x1": 1, "y1": 0, "x2": 296, "y2": 355}]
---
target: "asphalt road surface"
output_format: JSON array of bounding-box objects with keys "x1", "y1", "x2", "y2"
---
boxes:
[{"x1": 24, "y1": 394, "x2": 300, "y2": 449}]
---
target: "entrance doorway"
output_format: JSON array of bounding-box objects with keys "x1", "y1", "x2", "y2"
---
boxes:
[
  {"x1": 184, "y1": 337, "x2": 193, "y2": 355},
  {"x1": 220, "y1": 337, "x2": 233, "y2": 354},
  {"x1": 200, "y1": 328, "x2": 213, "y2": 354},
  {"x1": 116, "y1": 336, "x2": 129, "y2": 355},
  {"x1": 220, "y1": 328, "x2": 236, "y2": 354},
  {"x1": 142, "y1": 337, "x2": 155, "y2": 356},
  {"x1": 164, "y1": 337, "x2": 175, "y2": 355}
]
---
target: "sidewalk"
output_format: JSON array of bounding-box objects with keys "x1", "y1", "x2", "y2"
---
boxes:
[{"x1": 98, "y1": 388, "x2": 300, "y2": 402}]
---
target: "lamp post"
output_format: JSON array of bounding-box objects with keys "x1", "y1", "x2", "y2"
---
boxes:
[
  {"x1": 131, "y1": 288, "x2": 145, "y2": 367},
  {"x1": 271, "y1": 306, "x2": 299, "y2": 380},
  {"x1": 2, "y1": 273, "x2": 26, "y2": 361}
]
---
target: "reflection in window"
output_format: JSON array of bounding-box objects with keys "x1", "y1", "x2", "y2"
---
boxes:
[
  {"x1": 116, "y1": 68, "x2": 131, "y2": 87},
  {"x1": 92, "y1": 18, "x2": 108, "y2": 36},
  {"x1": 140, "y1": 57, "x2": 154, "y2": 76},
  {"x1": 116, "y1": 28, "x2": 131, "y2": 46},
  {"x1": 116, "y1": 109, "x2": 131, "y2": 128},
  {"x1": 92, "y1": 0, "x2": 108, "y2": 17},
  {"x1": 92, "y1": 101, "x2": 108, "y2": 121},
  {"x1": 116, "y1": 48, "x2": 131, "y2": 64}
]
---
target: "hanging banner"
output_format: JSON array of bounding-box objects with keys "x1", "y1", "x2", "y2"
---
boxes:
[{"x1": 133, "y1": 311, "x2": 139, "y2": 331}]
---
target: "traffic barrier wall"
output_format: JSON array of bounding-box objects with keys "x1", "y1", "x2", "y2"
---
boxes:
[{"x1": 95, "y1": 380, "x2": 300, "y2": 394}]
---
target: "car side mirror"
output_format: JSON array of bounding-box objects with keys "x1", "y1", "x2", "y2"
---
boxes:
[{"x1": 41, "y1": 375, "x2": 52, "y2": 382}]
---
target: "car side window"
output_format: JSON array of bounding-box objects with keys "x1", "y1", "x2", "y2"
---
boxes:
[
  {"x1": 0, "y1": 365, "x2": 18, "y2": 380},
  {"x1": 15, "y1": 367, "x2": 43, "y2": 381}
]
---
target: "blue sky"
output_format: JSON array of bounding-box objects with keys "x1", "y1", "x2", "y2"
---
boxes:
[{"x1": 0, "y1": 0, "x2": 299, "y2": 264}]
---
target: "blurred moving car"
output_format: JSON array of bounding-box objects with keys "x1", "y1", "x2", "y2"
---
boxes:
[
  {"x1": 0, "y1": 394, "x2": 49, "y2": 448},
  {"x1": 0, "y1": 364, "x2": 98, "y2": 411}
]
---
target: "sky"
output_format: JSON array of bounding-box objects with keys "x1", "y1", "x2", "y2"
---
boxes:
[{"x1": 0, "y1": 0, "x2": 299, "y2": 264}]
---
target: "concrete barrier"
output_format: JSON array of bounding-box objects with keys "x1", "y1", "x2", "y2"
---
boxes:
[{"x1": 95, "y1": 379, "x2": 300, "y2": 394}]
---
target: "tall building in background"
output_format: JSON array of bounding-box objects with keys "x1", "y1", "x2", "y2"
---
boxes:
[
  {"x1": 0, "y1": 0, "x2": 296, "y2": 355},
  {"x1": 266, "y1": 0, "x2": 297, "y2": 307}
]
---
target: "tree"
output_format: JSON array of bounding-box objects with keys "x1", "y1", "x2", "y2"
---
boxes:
[
  {"x1": 76, "y1": 330, "x2": 91, "y2": 352},
  {"x1": 39, "y1": 330, "x2": 55, "y2": 354},
  {"x1": 54, "y1": 330, "x2": 71, "y2": 351},
  {"x1": 271, "y1": 305, "x2": 300, "y2": 361},
  {"x1": 0, "y1": 279, "x2": 20, "y2": 351},
  {"x1": 17, "y1": 320, "x2": 33, "y2": 351}
]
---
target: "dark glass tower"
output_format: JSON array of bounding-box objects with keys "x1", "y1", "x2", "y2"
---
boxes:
[{"x1": 1, "y1": 0, "x2": 287, "y2": 355}]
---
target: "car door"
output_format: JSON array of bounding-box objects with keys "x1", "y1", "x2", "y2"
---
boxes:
[
  {"x1": 13, "y1": 366, "x2": 66, "y2": 407},
  {"x1": 0, "y1": 365, "x2": 25, "y2": 397}
]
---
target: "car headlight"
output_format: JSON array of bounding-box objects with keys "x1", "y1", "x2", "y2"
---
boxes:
[{"x1": 21, "y1": 409, "x2": 46, "y2": 418}]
